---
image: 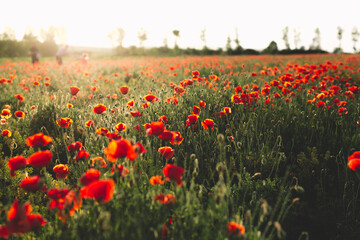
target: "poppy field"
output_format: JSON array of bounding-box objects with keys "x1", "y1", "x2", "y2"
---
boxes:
[{"x1": 1, "y1": 54, "x2": 360, "y2": 239}]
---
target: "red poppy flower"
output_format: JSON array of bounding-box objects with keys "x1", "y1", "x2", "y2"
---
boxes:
[
  {"x1": 2, "y1": 130, "x2": 11, "y2": 137},
  {"x1": 169, "y1": 131, "x2": 184, "y2": 145},
  {"x1": 223, "y1": 107, "x2": 231, "y2": 113},
  {"x1": 66, "y1": 103, "x2": 73, "y2": 108},
  {"x1": 144, "y1": 94, "x2": 158, "y2": 103},
  {"x1": 8, "y1": 156, "x2": 27, "y2": 177},
  {"x1": 117, "y1": 164, "x2": 129, "y2": 177},
  {"x1": 348, "y1": 151, "x2": 360, "y2": 171},
  {"x1": 114, "y1": 123, "x2": 126, "y2": 131},
  {"x1": 227, "y1": 221, "x2": 245, "y2": 236},
  {"x1": 186, "y1": 114, "x2": 199, "y2": 127},
  {"x1": 67, "y1": 141, "x2": 83, "y2": 151},
  {"x1": 19, "y1": 175, "x2": 43, "y2": 192},
  {"x1": 130, "y1": 110, "x2": 142, "y2": 117},
  {"x1": 104, "y1": 138, "x2": 138, "y2": 162},
  {"x1": 127, "y1": 100, "x2": 135, "y2": 108},
  {"x1": 80, "y1": 168, "x2": 101, "y2": 186},
  {"x1": 158, "y1": 115, "x2": 168, "y2": 123},
  {"x1": 74, "y1": 150, "x2": 90, "y2": 162},
  {"x1": 80, "y1": 179, "x2": 115, "y2": 203},
  {"x1": 201, "y1": 119, "x2": 214, "y2": 130},
  {"x1": 53, "y1": 164, "x2": 70, "y2": 179},
  {"x1": 338, "y1": 107, "x2": 348, "y2": 115},
  {"x1": 106, "y1": 132, "x2": 122, "y2": 140},
  {"x1": 149, "y1": 175, "x2": 164, "y2": 185},
  {"x1": 91, "y1": 157, "x2": 107, "y2": 168},
  {"x1": 57, "y1": 118, "x2": 73, "y2": 128},
  {"x1": 316, "y1": 101, "x2": 326, "y2": 108},
  {"x1": 163, "y1": 164, "x2": 184, "y2": 186},
  {"x1": 158, "y1": 130, "x2": 176, "y2": 141},
  {"x1": 14, "y1": 94, "x2": 24, "y2": 102},
  {"x1": 199, "y1": 100, "x2": 206, "y2": 107},
  {"x1": 93, "y1": 104, "x2": 107, "y2": 114},
  {"x1": 192, "y1": 105, "x2": 201, "y2": 115},
  {"x1": 14, "y1": 111, "x2": 25, "y2": 118},
  {"x1": 158, "y1": 147, "x2": 175, "y2": 159},
  {"x1": 147, "y1": 121, "x2": 165, "y2": 136},
  {"x1": 155, "y1": 193, "x2": 176, "y2": 205},
  {"x1": 70, "y1": 86, "x2": 80, "y2": 96},
  {"x1": 119, "y1": 86, "x2": 129, "y2": 94},
  {"x1": 234, "y1": 86, "x2": 243, "y2": 93},
  {"x1": 96, "y1": 128, "x2": 109, "y2": 136},
  {"x1": 26, "y1": 133, "x2": 52, "y2": 147},
  {"x1": 27, "y1": 150, "x2": 52, "y2": 168}
]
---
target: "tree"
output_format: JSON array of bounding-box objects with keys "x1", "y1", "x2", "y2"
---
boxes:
[
  {"x1": 310, "y1": 28, "x2": 321, "y2": 50},
  {"x1": 1, "y1": 26, "x2": 16, "y2": 40},
  {"x1": 39, "y1": 26, "x2": 59, "y2": 57},
  {"x1": 137, "y1": 28, "x2": 147, "y2": 48},
  {"x1": 262, "y1": 41, "x2": 279, "y2": 54},
  {"x1": 233, "y1": 27, "x2": 243, "y2": 54},
  {"x1": 351, "y1": 27, "x2": 359, "y2": 52},
  {"x1": 225, "y1": 35, "x2": 232, "y2": 53},
  {"x1": 294, "y1": 28, "x2": 301, "y2": 49},
  {"x1": 108, "y1": 27, "x2": 126, "y2": 48},
  {"x1": 200, "y1": 27, "x2": 207, "y2": 48},
  {"x1": 282, "y1": 26, "x2": 290, "y2": 50},
  {"x1": 172, "y1": 30, "x2": 180, "y2": 49}
]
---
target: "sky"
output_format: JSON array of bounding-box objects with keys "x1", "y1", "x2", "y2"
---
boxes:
[{"x1": 1, "y1": 0, "x2": 360, "y2": 52}]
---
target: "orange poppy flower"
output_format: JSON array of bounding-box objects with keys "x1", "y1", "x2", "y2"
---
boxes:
[
  {"x1": 163, "y1": 164, "x2": 184, "y2": 186},
  {"x1": 114, "y1": 123, "x2": 126, "y2": 131},
  {"x1": 27, "y1": 150, "x2": 52, "y2": 168},
  {"x1": 348, "y1": 151, "x2": 360, "y2": 171},
  {"x1": 2, "y1": 129, "x2": 11, "y2": 137},
  {"x1": 158, "y1": 147, "x2": 175, "y2": 159},
  {"x1": 91, "y1": 157, "x2": 107, "y2": 168},
  {"x1": 14, "y1": 94, "x2": 24, "y2": 102},
  {"x1": 142, "y1": 102, "x2": 150, "y2": 109},
  {"x1": 67, "y1": 141, "x2": 83, "y2": 151},
  {"x1": 93, "y1": 104, "x2": 107, "y2": 114},
  {"x1": 19, "y1": 175, "x2": 43, "y2": 192},
  {"x1": 14, "y1": 111, "x2": 25, "y2": 118},
  {"x1": 201, "y1": 119, "x2": 214, "y2": 130},
  {"x1": 223, "y1": 107, "x2": 231, "y2": 114},
  {"x1": 53, "y1": 164, "x2": 70, "y2": 179},
  {"x1": 85, "y1": 120, "x2": 94, "y2": 127},
  {"x1": 57, "y1": 118, "x2": 73, "y2": 128},
  {"x1": 70, "y1": 86, "x2": 80, "y2": 96},
  {"x1": 155, "y1": 193, "x2": 176, "y2": 205},
  {"x1": 169, "y1": 131, "x2": 183, "y2": 145},
  {"x1": 94, "y1": 127, "x2": 108, "y2": 135},
  {"x1": 119, "y1": 86, "x2": 129, "y2": 95},
  {"x1": 199, "y1": 100, "x2": 206, "y2": 107},
  {"x1": 8, "y1": 156, "x2": 27, "y2": 177},
  {"x1": 66, "y1": 103, "x2": 73, "y2": 108},
  {"x1": 104, "y1": 138, "x2": 138, "y2": 162},
  {"x1": 127, "y1": 100, "x2": 135, "y2": 108},
  {"x1": 186, "y1": 114, "x2": 199, "y2": 127},
  {"x1": 149, "y1": 175, "x2": 164, "y2": 185},
  {"x1": 158, "y1": 115, "x2": 168, "y2": 123},
  {"x1": 144, "y1": 94, "x2": 158, "y2": 103},
  {"x1": 1, "y1": 109, "x2": 12, "y2": 119},
  {"x1": 44, "y1": 82, "x2": 50, "y2": 86},
  {"x1": 80, "y1": 179, "x2": 115, "y2": 203},
  {"x1": 192, "y1": 105, "x2": 201, "y2": 115},
  {"x1": 227, "y1": 221, "x2": 245, "y2": 236},
  {"x1": 80, "y1": 168, "x2": 101, "y2": 186},
  {"x1": 26, "y1": 133, "x2": 52, "y2": 147}
]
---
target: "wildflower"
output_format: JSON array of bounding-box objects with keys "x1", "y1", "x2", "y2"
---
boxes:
[
  {"x1": 74, "y1": 150, "x2": 90, "y2": 162},
  {"x1": 53, "y1": 164, "x2": 70, "y2": 179},
  {"x1": 338, "y1": 107, "x2": 348, "y2": 115},
  {"x1": 96, "y1": 128, "x2": 109, "y2": 136},
  {"x1": 169, "y1": 131, "x2": 184, "y2": 145},
  {"x1": 93, "y1": 104, "x2": 107, "y2": 114},
  {"x1": 158, "y1": 130, "x2": 176, "y2": 141},
  {"x1": 316, "y1": 101, "x2": 326, "y2": 108},
  {"x1": 2, "y1": 130, "x2": 11, "y2": 137},
  {"x1": 90, "y1": 157, "x2": 107, "y2": 168},
  {"x1": 85, "y1": 120, "x2": 94, "y2": 127},
  {"x1": 201, "y1": 119, "x2": 214, "y2": 130},
  {"x1": 142, "y1": 102, "x2": 150, "y2": 109},
  {"x1": 144, "y1": 94, "x2": 158, "y2": 103},
  {"x1": 149, "y1": 175, "x2": 165, "y2": 185},
  {"x1": 155, "y1": 193, "x2": 176, "y2": 205},
  {"x1": 130, "y1": 110, "x2": 142, "y2": 117},
  {"x1": 106, "y1": 132, "x2": 122, "y2": 140},
  {"x1": 69, "y1": 87, "x2": 80, "y2": 96},
  {"x1": 199, "y1": 100, "x2": 206, "y2": 107},
  {"x1": 19, "y1": 175, "x2": 43, "y2": 192},
  {"x1": 80, "y1": 179, "x2": 115, "y2": 203},
  {"x1": 57, "y1": 118, "x2": 73, "y2": 128},
  {"x1": 158, "y1": 115, "x2": 168, "y2": 123},
  {"x1": 67, "y1": 141, "x2": 83, "y2": 151},
  {"x1": 119, "y1": 86, "x2": 129, "y2": 94},
  {"x1": 1, "y1": 109, "x2": 11, "y2": 119},
  {"x1": 8, "y1": 156, "x2": 27, "y2": 177},
  {"x1": 26, "y1": 133, "x2": 52, "y2": 147},
  {"x1": 158, "y1": 147, "x2": 175, "y2": 159},
  {"x1": 227, "y1": 221, "x2": 245, "y2": 236},
  {"x1": 27, "y1": 151, "x2": 52, "y2": 168},
  {"x1": 348, "y1": 151, "x2": 360, "y2": 171},
  {"x1": 14, "y1": 111, "x2": 25, "y2": 118},
  {"x1": 104, "y1": 138, "x2": 138, "y2": 162},
  {"x1": 186, "y1": 114, "x2": 199, "y2": 127},
  {"x1": 147, "y1": 121, "x2": 165, "y2": 136},
  {"x1": 48, "y1": 188, "x2": 81, "y2": 221},
  {"x1": 192, "y1": 105, "x2": 201, "y2": 115},
  {"x1": 117, "y1": 164, "x2": 129, "y2": 177},
  {"x1": 127, "y1": 100, "x2": 135, "y2": 108},
  {"x1": 80, "y1": 168, "x2": 101, "y2": 186},
  {"x1": 67, "y1": 103, "x2": 73, "y2": 108},
  {"x1": 163, "y1": 164, "x2": 184, "y2": 186},
  {"x1": 14, "y1": 94, "x2": 24, "y2": 102},
  {"x1": 114, "y1": 123, "x2": 126, "y2": 131}
]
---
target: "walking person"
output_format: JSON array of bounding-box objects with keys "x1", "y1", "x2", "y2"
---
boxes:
[
  {"x1": 30, "y1": 42, "x2": 40, "y2": 64},
  {"x1": 56, "y1": 45, "x2": 68, "y2": 65}
]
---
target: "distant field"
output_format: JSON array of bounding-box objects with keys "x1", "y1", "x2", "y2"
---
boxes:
[{"x1": 0, "y1": 54, "x2": 360, "y2": 239}]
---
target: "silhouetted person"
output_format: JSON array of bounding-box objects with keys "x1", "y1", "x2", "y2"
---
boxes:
[
  {"x1": 30, "y1": 43, "x2": 39, "y2": 64},
  {"x1": 56, "y1": 45, "x2": 68, "y2": 65}
]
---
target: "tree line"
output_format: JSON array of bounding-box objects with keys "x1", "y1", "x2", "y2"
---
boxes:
[{"x1": 0, "y1": 25, "x2": 359, "y2": 58}]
